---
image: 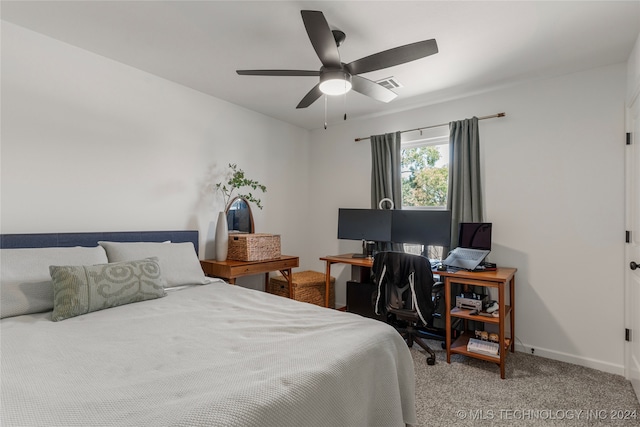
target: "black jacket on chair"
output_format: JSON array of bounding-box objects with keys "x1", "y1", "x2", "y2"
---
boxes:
[{"x1": 372, "y1": 251, "x2": 435, "y2": 325}]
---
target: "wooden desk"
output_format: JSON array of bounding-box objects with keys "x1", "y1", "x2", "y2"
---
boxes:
[
  {"x1": 440, "y1": 267, "x2": 517, "y2": 379},
  {"x1": 319, "y1": 254, "x2": 374, "y2": 308},
  {"x1": 320, "y1": 254, "x2": 516, "y2": 377},
  {"x1": 200, "y1": 256, "x2": 299, "y2": 297}
]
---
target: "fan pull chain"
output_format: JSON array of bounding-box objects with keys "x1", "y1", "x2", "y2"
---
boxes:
[
  {"x1": 324, "y1": 95, "x2": 328, "y2": 130},
  {"x1": 343, "y1": 87, "x2": 347, "y2": 121}
]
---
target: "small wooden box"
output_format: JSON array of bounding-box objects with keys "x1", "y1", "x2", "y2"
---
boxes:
[
  {"x1": 268, "y1": 270, "x2": 335, "y2": 308},
  {"x1": 227, "y1": 233, "x2": 281, "y2": 261}
]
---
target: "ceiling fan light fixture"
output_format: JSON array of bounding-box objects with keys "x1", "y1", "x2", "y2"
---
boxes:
[
  {"x1": 237, "y1": 11, "x2": 438, "y2": 109},
  {"x1": 319, "y1": 70, "x2": 352, "y2": 95}
]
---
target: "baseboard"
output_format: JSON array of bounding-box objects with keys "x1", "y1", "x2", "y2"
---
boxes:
[{"x1": 514, "y1": 342, "x2": 624, "y2": 376}]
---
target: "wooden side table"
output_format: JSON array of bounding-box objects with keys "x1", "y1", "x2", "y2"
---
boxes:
[
  {"x1": 441, "y1": 267, "x2": 517, "y2": 379},
  {"x1": 200, "y1": 256, "x2": 299, "y2": 297}
]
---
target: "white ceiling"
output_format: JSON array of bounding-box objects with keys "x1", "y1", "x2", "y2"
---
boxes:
[{"x1": 2, "y1": 1, "x2": 639, "y2": 130}]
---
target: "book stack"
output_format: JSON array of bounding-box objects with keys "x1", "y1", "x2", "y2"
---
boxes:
[{"x1": 467, "y1": 338, "x2": 499, "y2": 356}]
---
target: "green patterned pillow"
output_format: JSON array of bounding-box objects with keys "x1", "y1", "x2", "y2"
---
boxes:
[{"x1": 50, "y1": 257, "x2": 167, "y2": 321}]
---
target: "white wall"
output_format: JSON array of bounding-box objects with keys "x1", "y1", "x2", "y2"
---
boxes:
[
  {"x1": 0, "y1": 22, "x2": 314, "y2": 289},
  {"x1": 628, "y1": 33, "x2": 640, "y2": 105},
  {"x1": 307, "y1": 63, "x2": 627, "y2": 375}
]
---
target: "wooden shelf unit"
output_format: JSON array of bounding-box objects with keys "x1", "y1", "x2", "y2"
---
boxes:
[{"x1": 441, "y1": 267, "x2": 517, "y2": 379}]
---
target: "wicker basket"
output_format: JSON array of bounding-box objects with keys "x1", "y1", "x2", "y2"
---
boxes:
[
  {"x1": 268, "y1": 271, "x2": 335, "y2": 308},
  {"x1": 227, "y1": 233, "x2": 281, "y2": 261}
]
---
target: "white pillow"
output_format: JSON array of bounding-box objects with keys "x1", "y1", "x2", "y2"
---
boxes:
[
  {"x1": 0, "y1": 246, "x2": 109, "y2": 319},
  {"x1": 98, "y1": 241, "x2": 207, "y2": 288}
]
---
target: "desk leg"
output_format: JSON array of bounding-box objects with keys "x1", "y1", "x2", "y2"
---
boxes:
[
  {"x1": 510, "y1": 276, "x2": 516, "y2": 353},
  {"x1": 445, "y1": 277, "x2": 452, "y2": 364},
  {"x1": 228, "y1": 278, "x2": 236, "y2": 285},
  {"x1": 276, "y1": 269, "x2": 293, "y2": 299},
  {"x1": 499, "y1": 280, "x2": 506, "y2": 379},
  {"x1": 324, "y1": 261, "x2": 332, "y2": 308}
]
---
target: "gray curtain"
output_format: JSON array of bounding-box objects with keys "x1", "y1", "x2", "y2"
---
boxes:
[
  {"x1": 370, "y1": 131, "x2": 402, "y2": 251},
  {"x1": 370, "y1": 131, "x2": 402, "y2": 210},
  {"x1": 447, "y1": 117, "x2": 483, "y2": 249},
  {"x1": 447, "y1": 117, "x2": 485, "y2": 325}
]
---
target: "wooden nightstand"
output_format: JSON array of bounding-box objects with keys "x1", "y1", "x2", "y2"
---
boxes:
[{"x1": 200, "y1": 256, "x2": 299, "y2": 296}]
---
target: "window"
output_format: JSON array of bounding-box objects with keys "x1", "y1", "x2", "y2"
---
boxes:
[
  {"x1": 401, "y1": 131, "x2": 449, "y2": 208},
  {"x1": 400, "y1": 129, "x2": 449, "y2": 259}
]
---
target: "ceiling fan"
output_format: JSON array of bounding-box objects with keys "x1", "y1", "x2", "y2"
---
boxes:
[{"x1": 236, "y1": 10, "x2": 438, "y2": 109}]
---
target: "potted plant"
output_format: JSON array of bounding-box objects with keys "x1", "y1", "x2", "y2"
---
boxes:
[
  {"x1": 214, "y1": 164, "x2": 266, "y2": 261},
  {"x1": 216, "y1": 163, "x2": 267, "y2": 211}
]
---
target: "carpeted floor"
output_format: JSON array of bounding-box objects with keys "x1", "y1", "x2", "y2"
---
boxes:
[{"x1": 411, "y1": 341, "x2": 640, "y2": 427}]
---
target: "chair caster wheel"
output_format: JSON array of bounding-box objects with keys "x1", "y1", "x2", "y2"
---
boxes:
[
  {"x1": 427, "y1": 357, "x2": 436, "y2": 366},
  {"x1": 441, "y1": 342, "x2": 446, "y2": 349}
]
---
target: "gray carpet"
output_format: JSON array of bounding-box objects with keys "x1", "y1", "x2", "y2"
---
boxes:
[{"x1": 411, "y1": 341, "x2": 640, "y2": 426}]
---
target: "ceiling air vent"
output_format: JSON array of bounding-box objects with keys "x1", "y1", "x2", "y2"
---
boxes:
[{"x1": 376, "y1": 77, "x2": 403, "y2": 90}]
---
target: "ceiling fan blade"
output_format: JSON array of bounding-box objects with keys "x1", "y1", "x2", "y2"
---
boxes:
[
  {"x1": 236, "y1": 70, "x2": 320, "y2": 76},
  {"x1": 347, "y1": 39, "x2": 438, "y2": 75},
  {"x1": 301, "y1": 10, "x2": 341, "y2": 69},
  {"x1": 351, "y1": 75, "x2": 397, "y2": 103},
  {"x1": 296, "y1": 84, "x2": 323, "y2": 109}
]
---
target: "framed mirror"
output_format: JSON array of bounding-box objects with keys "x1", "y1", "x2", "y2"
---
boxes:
[{"x1": 226, "y1": 197, "x2": 255, "y2": 234}]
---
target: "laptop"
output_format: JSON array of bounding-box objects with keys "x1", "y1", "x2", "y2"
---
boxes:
[{"x1": 442, "y1": 223, "x2": 492, "y2": 270}]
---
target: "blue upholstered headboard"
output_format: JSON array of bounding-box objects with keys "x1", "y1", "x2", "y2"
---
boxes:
[{"x1": 0, "y1": 230, "x2": 200, "y2": 256}]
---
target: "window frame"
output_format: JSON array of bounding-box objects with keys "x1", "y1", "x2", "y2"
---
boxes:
[
  {"x1": 400, "y1": 131, "x2": 450, "y2": 211},
  {"x1": 400, "y1": 131, "x2": 451, "y2": 259}
]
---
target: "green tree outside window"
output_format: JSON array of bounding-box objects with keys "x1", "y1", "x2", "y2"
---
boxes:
[{"x1": 401, "y1": 145, "x2": 448, "y2": 207}]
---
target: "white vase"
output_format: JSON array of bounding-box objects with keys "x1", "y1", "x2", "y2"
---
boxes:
[{"x1": 215, "y1": 211, "x2": 229, "y2": 261}]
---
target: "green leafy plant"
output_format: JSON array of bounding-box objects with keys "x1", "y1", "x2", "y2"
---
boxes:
[{"x1": 216, "y1": 163, "x2": 267, "y2": 210}]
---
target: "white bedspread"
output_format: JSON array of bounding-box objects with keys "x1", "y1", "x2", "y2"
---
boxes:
[{"x1": 1, "y1": 281, "x2": 416, "y2": 427}]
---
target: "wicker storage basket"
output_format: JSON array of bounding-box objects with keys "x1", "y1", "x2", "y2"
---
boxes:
[
  {"x1": 268, "y1": 271, "x2": 335, "y2": 308},
  {"x1": 227, "y1": 233, "x2": 281, "y2": 261}
]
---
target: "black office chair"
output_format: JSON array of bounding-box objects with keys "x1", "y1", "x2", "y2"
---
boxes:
[{"x1": 372, "y1": 251, "x2": 443, "y2": 365}]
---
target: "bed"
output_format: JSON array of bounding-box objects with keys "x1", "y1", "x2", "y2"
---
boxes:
[{"x1": 0, "y1": 230, "x2": 417, "y2": 427}]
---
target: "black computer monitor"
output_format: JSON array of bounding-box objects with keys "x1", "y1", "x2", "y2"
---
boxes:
[
  {"x1": 458, "y1": 222, "x2": 492, "y2": 250},
  {"x1": 390, "y1": 210, "x2": 452, "y2": 246},
  {"x1": 337, "y1": 209, "x2": 393, "y2": 242}
]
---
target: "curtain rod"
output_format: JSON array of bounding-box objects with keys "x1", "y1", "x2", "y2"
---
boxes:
[{"x1": 354, "y1": 112, "x2": 506, "y2": 142}]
